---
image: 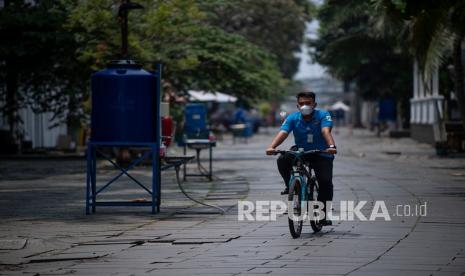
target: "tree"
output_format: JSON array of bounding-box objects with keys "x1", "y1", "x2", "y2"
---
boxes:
[
  {"x1": 374, "y1": 0, "x2": 465, "y2": 130},
  {"x1": 65, "y1": 0, "x2": 285, "y2": 104},
  {"x1": 0, "y1": 0, "x2": 89, "y2": 144},
  {"x1": 1, "y1": 0, "x2": 311, "y2": 151},
  {"x1": 201, "y1": 0, "x2": 314, "y2": 79},
  {"x1": 309, "y1": 0, "x2": 412, "y2": 127}
]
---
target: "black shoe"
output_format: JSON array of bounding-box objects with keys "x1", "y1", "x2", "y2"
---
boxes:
[
  {"x1": 321, "y1": 219, "x2": 332, "y2": 226},
  {"x1": 280, "y1": 187, "x2": 289, "y2": 195}
]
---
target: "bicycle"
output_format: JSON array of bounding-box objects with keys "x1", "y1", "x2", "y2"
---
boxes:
[{"x1": 273, "y1": 149, "x2": 327, "y2": 238}]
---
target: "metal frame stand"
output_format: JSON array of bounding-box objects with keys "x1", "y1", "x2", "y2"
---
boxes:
[
  {"x1": 183, "y1": 140, "x2": 215, "y2": 181},
  {"x1": 86, "y1": 142, "x2": 160, "y2": 214},
  {"x1": 86, "y1": 63, "x2": 162, "y2": 215}
]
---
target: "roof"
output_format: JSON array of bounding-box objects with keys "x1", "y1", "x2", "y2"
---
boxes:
[{"x1": 188, "y1": 90, "x2": 237, "y2": 103}]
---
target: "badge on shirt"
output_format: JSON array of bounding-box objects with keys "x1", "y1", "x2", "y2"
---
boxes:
[{"x1": 307, "y1": 133, "x2": 313, "y2": 143}]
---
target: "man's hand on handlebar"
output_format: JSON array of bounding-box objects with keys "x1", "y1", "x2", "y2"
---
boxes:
[
  {"x1": 267, "y1": 147, "x2": 337, "y2": 155},
  {"x1": 325, "y1": 147, "x2": 337, "y2": 154},
  {"x1": 266, "y1": 147, "x2": 277, "y2": 155}
]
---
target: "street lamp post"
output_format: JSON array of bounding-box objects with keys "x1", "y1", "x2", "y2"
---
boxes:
[{"x1": 117, "y1": 0, "x2": 144, "y2": 59}]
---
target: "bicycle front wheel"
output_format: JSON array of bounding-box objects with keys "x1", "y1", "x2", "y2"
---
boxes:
[
  {"x1": 287, "y1": 178, "x2": 303, "y2": 238},
  {"x1": 308, "y1": 177, "x2": 323, "y2": 233}
]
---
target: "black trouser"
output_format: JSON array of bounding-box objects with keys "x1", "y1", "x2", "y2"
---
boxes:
[{"x1": 277, "y1": 153, "x2": 333, "y2": 216}]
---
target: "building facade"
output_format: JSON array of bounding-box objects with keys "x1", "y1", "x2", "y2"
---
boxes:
[
  {"x1": 410, "y1": 61, "x2": 445, "y2": 144},
  {"x1": 1, "y1": 106, "x2": 67, "y2": 149}
]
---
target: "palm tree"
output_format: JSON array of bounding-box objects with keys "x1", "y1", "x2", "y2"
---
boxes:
[
  {"x1": 374, "y1": 0, "x2": 465, "y2": 130},
  {"x1": 310, "y1": 0, "x2": 412, "y2": 128}
]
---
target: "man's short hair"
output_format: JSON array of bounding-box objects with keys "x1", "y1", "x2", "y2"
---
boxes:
[{"x1": 296, "y1": 91, "x2": 316, "y2": 101}]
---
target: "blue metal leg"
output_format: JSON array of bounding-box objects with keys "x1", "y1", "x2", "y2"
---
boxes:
[
  {"x1": 86, "y1": 145, "x2": 91, "y2": 215},
  {"x1": 157, "y1": 154, "x2": 161, "y2": 212},
  {"x1": 209, "y1": 144, "x2": 213, "y2": 180},
  {"x1": 91, "y1": 145, "x2": 97, "y2": 213},
  {"x1": 183, "y1": 144, "x2": 187, "y2": 181},
  {"x1": 152, "y1": 145, "x2": 157, "y2": 214}
]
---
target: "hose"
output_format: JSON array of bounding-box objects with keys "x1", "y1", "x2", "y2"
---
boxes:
[{"x1": 174, "y1": 164, "x2": 225, "y2": 214}]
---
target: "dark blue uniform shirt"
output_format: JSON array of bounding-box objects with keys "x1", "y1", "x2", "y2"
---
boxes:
[{"x1": 280, "y1": 109, "x2": 334, "y2": 158}]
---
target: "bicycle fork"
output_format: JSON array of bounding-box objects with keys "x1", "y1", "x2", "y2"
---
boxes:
[{"x1": 288, "y1": 174, "x2": 308, "y2": 215}]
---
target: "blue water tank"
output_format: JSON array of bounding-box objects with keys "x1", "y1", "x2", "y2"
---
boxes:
[
  {"x1": 184, "y1": 103, "x2": 207, "y2": 134},
  {"x1": 91, "y1": 60, "x2": 157, "y2": 143}
]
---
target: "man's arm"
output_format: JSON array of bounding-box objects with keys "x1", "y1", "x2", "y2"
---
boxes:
[
  {"x1": 266, "y1": 131, "x2": 289, "y2": 155},
  {"x1": 321, "y1": 127, "x2": 337, "y2": 154}
]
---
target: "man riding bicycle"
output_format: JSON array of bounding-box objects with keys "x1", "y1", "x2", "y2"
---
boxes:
[{"x1": 266, "y1": 91, "x2": 337, "y2": 225}]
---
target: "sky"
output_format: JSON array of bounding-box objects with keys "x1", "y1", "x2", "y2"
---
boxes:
[
  {"x1": 294, "y1": 20, "x2": 326, "y2": 80},
  {"x1": 294, "y1": 0, "x2": 326, "y2": 80}
]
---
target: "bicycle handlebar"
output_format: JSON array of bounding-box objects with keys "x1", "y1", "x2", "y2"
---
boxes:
[{"x1": 273, "y1": 149, "x2": 326, "y2": 155}]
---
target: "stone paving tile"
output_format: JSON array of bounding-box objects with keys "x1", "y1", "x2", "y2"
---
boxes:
[
  {"x1": 348, "y1": 270, "x2": 442, "y2": 276},
  {"x1": 1, "y1": 128, "x2": 465, "y2": 275}
]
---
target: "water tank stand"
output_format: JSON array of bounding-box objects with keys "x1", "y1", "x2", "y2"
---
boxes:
[
  {"x1": 182, "y1": 140, "x2": 216, "y2": 181},
  {"x1": 86, "y1": 141, "x2": 160, "y2": 214}
]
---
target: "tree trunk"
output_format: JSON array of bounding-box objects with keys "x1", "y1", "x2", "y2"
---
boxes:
[
  {"x1": 452, "y1": 34, "x2": 465, "y2": 131},
  {"x1": 4, "y1": 0, "x2": 19, "y2": 147},
  {"x1": 351, "y1": 89, "x2": 363, "y2": 128},
  {"x1": 5, "y1": 55, "x2": 18, "y2": 144}
]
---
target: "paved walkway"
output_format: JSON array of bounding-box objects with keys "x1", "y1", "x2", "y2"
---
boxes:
[{"x1": 1, "y1": 128, "x2": 465, "y2": 275}]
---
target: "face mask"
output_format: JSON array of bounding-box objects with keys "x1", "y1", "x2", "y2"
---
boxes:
[{"x1": 300, "y1": 105, "x2": 313, "y2": 116}]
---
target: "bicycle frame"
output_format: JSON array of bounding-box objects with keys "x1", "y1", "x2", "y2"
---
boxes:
[
  {"x1": 283, "y1": 150, "x2": 322, "y2": 220},
  {"x1": 274, "y1": 149, "x2": 325, "y2": 236},
  {"x1": 285, "y1": 151, "x2": 315, "y2": 201}
]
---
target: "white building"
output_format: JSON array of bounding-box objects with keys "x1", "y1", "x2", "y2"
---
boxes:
[
  {"x1": 1, "y1": 107, "x2": 67, "y2": 149},
  {"x1": 410, "y1": 61, "x2": 445, "y2": 144}
]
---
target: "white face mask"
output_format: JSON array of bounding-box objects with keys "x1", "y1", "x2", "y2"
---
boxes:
[{"x1": 300, "y1": 105, "x2": 313, "y2": 116}]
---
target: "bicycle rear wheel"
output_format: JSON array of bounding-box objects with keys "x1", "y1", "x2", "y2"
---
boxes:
[
  {"x1": 287, "y1": 178, "x2": 303, "y2": 238},
  {"x1": 308, "y1": 177, "x2": 323, "y2": 233}
]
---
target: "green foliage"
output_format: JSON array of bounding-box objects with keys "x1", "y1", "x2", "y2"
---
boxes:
[
  {"x1": 0, "y1": 0, "x2": 90, "y2": 132},
  {"x1": 1, "y1": 0, "x2": 311, "y2": 140},
  {"x1": 310, "y1": 0, "x2": 412, "y2": 101},
  {"x1": 65, "y1": 0, "x2": 285, "y2": 104},
  {"x1": 374, "y1": 0, "x2": 465, "y2": 77},
  {"x1": 201, "y1": 0, "x2": 314, "y2": 79},
  {"x1": 258, "y1": 102, "x2": 271, "y2": 118},
  {"x1": 374, "y1": 0, "x2": 465, "y2": 127},
  {"x1": 308, "y1": 0, "x2": 415, "y2": 127}
]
